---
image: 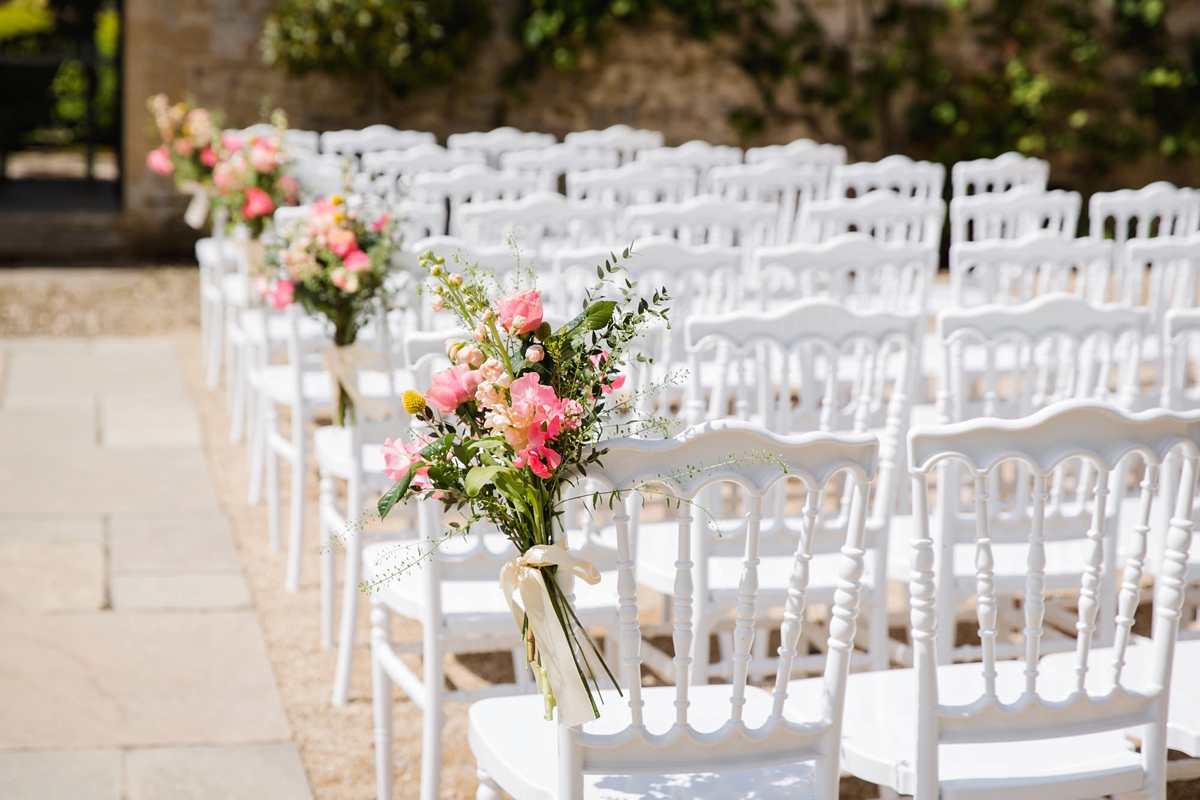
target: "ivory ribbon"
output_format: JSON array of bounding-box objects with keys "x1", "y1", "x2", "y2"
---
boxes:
[
  {"x1": 500, "y1": 539, "x2": 602, "y2": 728},
  {"x1": 320, "y1": 345, "x2": 395, "y2": 423},
  {"x1": 179, "y1": 181, "x2": 211, "y2": 230}
]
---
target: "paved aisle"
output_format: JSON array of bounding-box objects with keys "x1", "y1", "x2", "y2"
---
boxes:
[{"x1": 0, "y1": 338, "x2": 312, "y2": 800}]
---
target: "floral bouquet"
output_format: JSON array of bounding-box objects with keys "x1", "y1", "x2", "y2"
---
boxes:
[
  {"x1": 211, "y1": 109, "x2": 301, "y2": 238},
  {"x1": 259, "y1": 195, "x2": 400, "y2": 425},
  {"x1": 374, "y1": 251, "x2": 668, "y2": 726},
  {"x1": 145, "y1": 94, "x2": 222, "y2": 229}
]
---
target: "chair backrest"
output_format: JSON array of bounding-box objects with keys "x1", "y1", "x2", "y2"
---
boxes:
[
  {"x1": 948, "y1": 231, "x2": 1114, "y2": 308},
  {"x1": 831, "y1": 155, "x2": 945, "y2": 200},
  {"x1": 949, "y1": 186, "x2": 1081, "y2": 246},
  {"x1": 320, "y1": 126, "x2": 435, "y2": 156},
  {"x1": 456, "y1": 192, "x2": 620, "y2": 254},
  {"x1": 565, "y1": 162, "x2": 696, "y2": 206},
  {"x1": 287, "y1": 153, "x2": 349, "y2": 202},
  {"x1": 1120, "y1": 234, "x2": 1200, "y2": 328},
  {"x1": 752, "y1": 232, "x2": 936, "y2": 313},
  {"x1": 634, "y1": 140, "x2": 744, "y2": 191},
  {"x1": 361, "y1": 145, "x2": 487, "y2": 199},
  {"x1": 951, "y1": 152, "x2": 1049, "y2": 198},
  {"x1": 273, "y1": 203, "x2": 312, "y2": 229},
  {"x1": 796, "y1": 191, "x2": 945, "y2": 246},
  {"x1": 936, "y1": 293, "x2": 1148, "y2": 424},
  {"x1": 403, "y1": 165, "x2": 539, "y2": 236},
  {"x1": 392, "y1": 201, "x2": 448, "y2": 241},
  {"x1": 563, "y1": 124, "x2": 664, "y2": 164},
  {"x1": 499, "y1": 144, "x2": 620, "y2": 192},
  {"x1": 446, "y1": 127, "x2": 557, "y2": 167},
  {"x1": 745, "y1": 139, "x2": 847, "y2": 170},
  {"x1": 709, "y1": 160, "x2": 830, "y2": 243},
  {"x1": 623, "y1": 196, "x2": 778, "y2": 249},
  {"x1": 1161, "y1": 306, "x2": 1200, "y2": 410},
  {"x1": 558, "y1": 419, "x2": 878, "y2": 799},
  {"x1": 1088, "y1": 181, "x2": 1200, "y2": 250},
  {"x1": 905, "y1": 401, "x2": 1200, "y2": 799}
]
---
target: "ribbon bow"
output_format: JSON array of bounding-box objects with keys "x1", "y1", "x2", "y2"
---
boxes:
[
  {"x1": 500, "y1": 539, "x2": 601, "y2": 728},
  {"x1": 320, "y1": 345, "x2": 396, "y2": 423},
  {"x1": 179, "y1": 180, "x2": 211, "y2": 230}
]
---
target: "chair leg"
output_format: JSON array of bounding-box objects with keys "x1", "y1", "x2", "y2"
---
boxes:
[
  {"x1": 420, "y1": 636, "x2": 444, "y2": 800},
  {"x1": 224, "y1": 324, "x2": 237, "y2": 407},
  {"x1": 370, "y1": 601, "x2": 394, "y2": 800},
  {"x1": 511, "y1": 647, "x2": 531, "y2": 685},
  {"x1": 248, "y1": 394, "x2": 266, "y2": 507},
  {"x1": 332, "y1": 524, "x2": 362, "y2": 706},
  {"x1": 319, "y1": 470, "x2": 336, "y2": 649},
  {"x1": 206, "y1": 300, "x2": 223, "y2": 389},
  {"x1": 285, "y1": 409, "x2": 306, "y2": 593},
  {"x1": 265, "y1": 406, "x2": 280, "y2": 553},
  {"x1": 229, "y1": 340, "x2": 245, "y2": 444},
  {"x1": 475, "y1": 768, "x2": 503, "y2": 800}
]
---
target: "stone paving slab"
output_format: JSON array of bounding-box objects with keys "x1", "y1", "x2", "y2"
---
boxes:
[
  {"x1": 109, "y1": 516, "x2": 240, "y2": 572},
  {"x1": 0, "y1": 749, "x2": 121, "y2": 800},
  {"x1": 110, "y1": 572, "x2": 252, "y2": 611},
  {"x1": 1, "y1": 345, "x2": 189, "y2": 409},
  {"x1": 0, "y1": 611, "x2": 291, "y2": 749},
  {"x1": 101, "y1": 393, "x2": 203, "y2": 448},
  {"x1": 0, "y1": 541, "x2": 106, "y2": 612},
  {"x1": 0, "y1": 406, "x2": 96, "y2": 449},
  {"x1": 126, "y1": 743, "x2": 313, "y2": 800},
  {"x1": 0, "y1": 517, "x2": 104, "y2": 543}
]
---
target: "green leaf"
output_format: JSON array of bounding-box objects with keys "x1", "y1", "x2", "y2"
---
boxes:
[
  {"x1": 465, "y1": 465, "x2": 509, "y2": 496},
  {"x1": 585, "y1": 300, "x2": 617, "y2": 330},
  {"x1": 377, "y1": 468, "x2": 415, "y2": 519}
]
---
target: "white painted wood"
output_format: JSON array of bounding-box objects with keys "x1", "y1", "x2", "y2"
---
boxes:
[
  {"x1": 564, "y1": 125, "x2": 664, "y2": 164},
  {"x1": 403, "y1": 165, "x2": 539, "y2": 236},
  {"x1": 709, "y1": 160, "x2": 831, "y2": 242},
  {"x1": 499, "y1": 143, "x2": 620, "y2": 192},
  {"x1": 951, "y1": 152, "x2": 1049, "y2": 198},
  {"x1": 745, "y1": 139, "x2": 846, "y2": 170},
  {"x1": 949, "y1": 186, "x2": 1080, "y2": 246},
  {"x1": 796, "y1": 191, "x2": 945, "y2": 246},
  {"x1": 623, "y1": 196, "x2": 778, "y2": 250},
  {"x1": 566, "y1": 162, "x2": 696, "y2": 206},
  {"x1": 948, "y1": 232, "x2": 1114, "y2": 307},
  {"x1": 456, "y1": 192, "x2": 620, "y2": 261},
  {"x1": 321, "y1": 125, "x2": 436, "y2": 156},
  {"x1": 447, "y1": 127, "x2": 557, "y2": 167},
  {"x1": 634, "y1": 140, "x2": 744, "y2": 191},
  {"x1": 360, "y1": 145, "x2": 487, "y2": 199},
  {"x1": 831, "y1": 155, "x2": 945, "y2": 200}
]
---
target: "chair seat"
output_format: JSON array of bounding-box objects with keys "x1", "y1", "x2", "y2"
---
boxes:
[
  {"x1": 220, "y1": 273, "x2": 248, "y2": 307},
  {"x1": 254, "y1": 365, "x2": 412, "y2": 409},
  {"x1": 1039, "y1": 638, "x2": 1200, "y2": 757},
  {"x1": 238, "y1": 310, "x2": 329, "y2": 346},
  {"x1": 312, "y1": 425, "x2": 395, "y2": 484},
  {"x1": 362, "y1": 541, "x2": 619, "y2": 637},
  {"x1": 787, "y1": 661, "x2": 1145, "y2": 800},
  {"x1": 468, "y1": 685, "x2": 820, "y2": 800}
]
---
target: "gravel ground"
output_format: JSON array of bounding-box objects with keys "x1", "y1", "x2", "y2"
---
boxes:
[{"x1": 5, "y1": 265, "x2": 1198, "y2": 800}]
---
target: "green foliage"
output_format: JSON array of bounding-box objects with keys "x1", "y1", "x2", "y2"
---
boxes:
[
  {"x1": 0, "y1": 0, "x2": 53, "y2": 42},
  {"x1": 261, "y1": 0, "x2": 493, "y2": 96}
]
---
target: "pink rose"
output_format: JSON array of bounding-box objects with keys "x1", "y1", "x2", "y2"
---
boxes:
[
  {"x1": 344, "y1": 250, "x2": 372, "y2": 273},
  {"x1": 495, "y1": 289, "x2": 543, "y2": 335},
  {"x1": 200, "y1": 147, "x2": 217, "y2": 168},
  {"x1": 146, "y1": 146, "x2": 174, "y2": 176},
  {"x1": 242, "y1": 187, "x2": 274, "y2": 219},
  {"x1": 250, "y1": 139, "x2": 277, "y2": 173},
  {"x1": 221, "y1": 131, "x2": 244, "y2": 153},
  {"x1": 279, "y1": 174, "x2": 300, "y2": 201},
  {"x1": 425, "y1": 364, "x2": 483, "y2": 414},
  {"x1": 266, "y1": 280, "x2": 294, "y2": 309},
  {"x1": 326, "y1": 227, "x2": 358, "y2": 259},
  {"x1": 371, "y1": 212, "x2": 391, "y2": 232},
  {"x1": 173, "y1": 138, "x2": 194, "y2": 157}
]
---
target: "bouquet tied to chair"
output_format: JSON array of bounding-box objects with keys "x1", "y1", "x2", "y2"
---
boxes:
[
  {"x1": 374, "y1": 250, "x2": 669, "y2": 726},
  {"x1": 260, "y1": 194, "x2": 401, "y2": 426}
]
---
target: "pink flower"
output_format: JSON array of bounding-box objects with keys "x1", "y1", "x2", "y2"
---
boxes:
[
  {"x1": 221, "y1": 131, "x2": 244, "y2": 153},
  {"x1": 480, "y1": 358, "x2": 505, "y2": 383},
  {"x1": 457, "y1": 345, "x2": 484, "y2": 368},
  {"x1": 344, "y1": 250, "x2": 372, "y2": 273},
  {"x1": 213, "y1": 162, "x2": 234, "y2": 193},
  {"x1": 371, "y1": 213, "x2": 391, "y2": 232},
  {"x1": 330, "y1": 266, "x2": 359, "y2": 293},
  {"x1": 381, "y1": 437, "x2": 430, "y2": 486},
  {"x1": 496, "y1": 289, "x2": 543, "y2": 335},
  {"x1": 326, "y1": 227, "x2": 359, "y2": 259},
  {"x1": 250, "y1": 139, "x2": 277, "y2": 173},
  {"x1": 500, "y1": 372, "x2": 570, "y2": 451},
  {"x1": 279, "y1": 174, "x2": 300, "y2": 201},
  {"x1": 242, "y1": 187, "x2": 275, "y2": 219},
  {"x1": 252, "y1": 274, "x2": 270, "y2": 297},
  {"x1": 266, "y1": 280, "x2": 294, "y2": 309},
  {"x1": 525, "y1": 344, "x2": 544, "y2": 363},
  {"x1": 590, "y1": 349, "x2": 625, "y2": 393},
  {"x1": 173, "y1": 138, "x2": 194, "y2": 157},
  {"x1": 425, "y1": 364, "x2": 483, "y2": 413},
  {"x1": 200, "y1": 147, "x2": 218, "y2": 168},
  {"x1": 430, "y1": 296, "x2": 445, "y2": 312},
  {"x1": 513, "y1": 445, "x2": 562, "y2": 479},
  {"x1": 146, "y1": 146, "x2": 174, "y2": 176}
]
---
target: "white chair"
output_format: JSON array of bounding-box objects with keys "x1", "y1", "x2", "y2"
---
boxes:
[
  {"x1": 752, "y1": 232, "x2": 936, "y2": 313},
  {"x1": 951, "y1": 152, "x2": 1049, "y2": 198},
  {"x1": 745, "y1": 139, "x2": 846, "y2": 165},
  {"x1": 948, "y1": 231, "x2": 1113, "y2": 308},
  {"x1": 1089, "y1": 181, "x2": 1200, "y2": 248},
  {"x1": 320, "y1": 126, "x2": 435, "y2": 157},
  {"x1": 634, "y1": 140, "x2": 744, "y2": 192},
  {"x1": 368, "y1": 443, "x2": 621, "y2": 800},
  {"x1": 287, "y1": 153, "x2": 350, "y2": 201},
  {"x1": 657, "y1": 302, "x2": 919, "y2": 678},
  {"x1": 564, "y1": 124, "x2": 664, "y2": 164},
  {"x1": 796, "y1": 191, "x2": 945, "y2": 247},
  {"x1": 831, "y1": 155, "x2": 945, "y2": 200},
  {"x1": 949, "y1": 185, "x2": 1081, "y2": 247},
  {"x1": 403, "y1": 165, "x2": 539, "y2": 235},
  {"x1": 623, "y1": 196, "x2": 778, "y2": 250},
  {"x1": 361, "y1": 145, "x2": 487, "y2": 199},
  {"x1": 468, "y1": 420, "x2": 879, "y2": 800},
  {"x1": 814, "y1": 401, "x2": 1200, "y2": 800},
  {"x1": 499, "y1": 143, "x2": 619, "y2": 192},
  {"x1": 911, "y1": 296, "x2": 1149, "y2": 665},
  {"x1": 709, "y1": 160, "x2": 830, "y2": 243},
  {"x1": 456, "y1": 192, "x2": 620, "y2": 260},
  {"x1": 565, "y1": 162, "x2": 696, "y2": 206},
  {"x1": 446, "y1": 127, "x2": 556, "y2": 167},
  {"x1": 1120, "y1": 234, "x2": 1200, "y2": 330},
  {"x1": 391, "y1": 200, "x2": 448, "y2": 241}
]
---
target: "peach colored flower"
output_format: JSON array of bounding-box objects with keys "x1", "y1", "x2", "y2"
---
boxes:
[
  {"x1": 525, "y1": 344, "x2": 544, "y2": 363},
  {"x1": 326, "y1": 227, "x2": 358, "y2": 259},
  {"x1": 250, "y1": 139, "x2": 277, "y2": 173},
  {"x1": 430, "y1": 295, "x2": 445, "y2": 312},
  {"x1": 425, "y1": 364, "x2": 483, "y2": 413},
  {"x1": 480, "y1": 358, "x2": 505, "y2": 383}
]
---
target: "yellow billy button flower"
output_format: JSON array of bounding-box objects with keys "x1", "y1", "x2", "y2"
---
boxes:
[
  {"x1": 534, "y1": 321, "x2": 552, "y2": 340},
  {"x1": 401, "y1": 390, "x2": 426, "y2": 415},
  {"x1": 330, "y1": 194, "x2": 344, "y2": 206}
]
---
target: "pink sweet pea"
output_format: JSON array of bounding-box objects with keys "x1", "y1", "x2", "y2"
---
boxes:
[
  {"x1": 589, "y1": 349, "x2": 626, "y2": 394},
  {"x1": 495, "y1": 289, "x2": 543, "y2": 335},
  {"x1": 146, "y1": 146, "x2": 174, "y2": 176},
  {"x1": 242, "y1": 186, "x2": 275, "y2": 219},
  {"x1": 279, "y1": 174, "x2": 300, "y2": 202},
  {"x1": 344, "y1": 250, "x2": 372, "y2": 273},
  {"x1": 371, "y1": 212, "x2": 391, "y2": 232},
  {"x1": 425, "y1": 364, "x2": 483, "y2": 413},
  {"x1": 250, "y1": 138, "x2": 277, "y2": 173},
  {"x1": 381, "y1": 437, "x2": 430, "y2": 485},
  {"x1": 513, "y1": 444, "x2": 562, "y2": 479},
  {"x1": 266, "y1": 280, "x2": 294, "y2": 309},
  {"x1": 326, "y1": 227, "x2": 359, "y2": 259},
  {"x1": 200, "y1": 146, "x2": 218, "y2": 168}
]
